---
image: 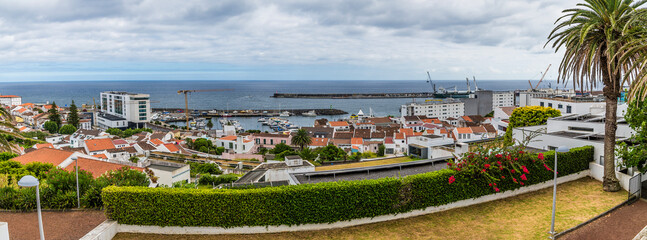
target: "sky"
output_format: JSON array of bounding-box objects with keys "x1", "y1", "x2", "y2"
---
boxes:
[{"x1": 0, "y1": 0, "x2": 581, "y2": 81}]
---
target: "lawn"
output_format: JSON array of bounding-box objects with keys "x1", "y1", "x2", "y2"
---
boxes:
[
  {"x1": 113, "y1": 177, "x2": 626, "y2": 240},
  {"x1": 315, "y1": 157, "x2": 416, "y2": 171}
]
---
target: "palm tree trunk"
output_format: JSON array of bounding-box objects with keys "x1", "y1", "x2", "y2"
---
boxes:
[{"x1": 602, "y1": 83, "x2": 620, "y2": 192}]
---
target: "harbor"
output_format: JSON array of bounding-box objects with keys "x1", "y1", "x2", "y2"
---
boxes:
[{"x1": 271, "y1": 92, "x2": 471, "y2": 99}]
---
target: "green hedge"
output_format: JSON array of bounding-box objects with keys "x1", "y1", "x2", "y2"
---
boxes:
[{"x1": 102, "y1": 146, "x2": 593, "y2": 227}]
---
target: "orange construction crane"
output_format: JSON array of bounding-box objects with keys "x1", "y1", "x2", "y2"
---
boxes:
[{"x1": 177, "y1": 89, "x2": 233, "y2": 129}]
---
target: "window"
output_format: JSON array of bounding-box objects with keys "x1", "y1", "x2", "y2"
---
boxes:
[
  {"x1": 256, "y1": 139, "x2": 260, "y2": 144},
  {"x1": 270, "y1": 139, "x2": 274, "y2": 145},
  {"x1": 139, "y1": 117, "x2": 146, "y2": 120},
  {"x1": 229, "y1": 142, "x2": 233, "y2": 148},
  {"x1": 548, "y1": 103, "x2": 553, "y2": 108},
  {"x1": 566, "y1": 106, "x2": 572, "y2": 113},
  {"x1": 540, "y1": 102, "x2": 544, "y2": 107},
  {"x1": 263, "y1": 139, "x2": 266, "y2": 144},
  {"x1": 139, "y1": 109, "x2": 146, "y2": 112},
  {"x1": 568, "y1": 126, "x2": 594, "y2": 132},
  {"x1": 558, "y1": 104, "x2": 563, "y2": 109},
  {"x1": 281, "y1": 140, "x2": 286, "y2": 144}
]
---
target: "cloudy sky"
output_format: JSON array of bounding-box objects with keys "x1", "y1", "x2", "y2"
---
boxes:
[{"x1": 0, "y1": 0, "x2": 581, "y2": 81}]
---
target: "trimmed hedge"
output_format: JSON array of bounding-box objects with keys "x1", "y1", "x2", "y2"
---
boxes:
[{"x1": 102, "y1": 146, "x2": 593, "y2": 227}]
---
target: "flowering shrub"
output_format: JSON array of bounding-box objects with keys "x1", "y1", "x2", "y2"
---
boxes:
[{"x1": 447, "y1": 144, "x2": 555, "y2": 192}]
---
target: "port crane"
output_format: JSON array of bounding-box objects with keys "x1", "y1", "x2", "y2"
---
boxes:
[
  {"x1": 528, "y1": 64, "x2": 552, "y2": 91},
  {"x1": 177, "y1": 89, "x2": 233, "y2": 129}
]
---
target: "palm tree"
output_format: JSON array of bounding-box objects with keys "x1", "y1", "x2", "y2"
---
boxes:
[
  {"x1": 0, "y1": 107, "x2": 21, "y2": 153},
  {"x1": 547, "y1": 0, "x2": 647, "y2": 191},
  {"x1": 292, "y1": 129, "x2": 312, "y2": 150}
]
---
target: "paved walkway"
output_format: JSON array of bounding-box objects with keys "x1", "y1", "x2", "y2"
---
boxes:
[
  {"x1": 0, "y1": 210, "x2": 106, "y2": 240},
  {"x1": 561, "y1": 200, "x2": 647, "y2": 240}
]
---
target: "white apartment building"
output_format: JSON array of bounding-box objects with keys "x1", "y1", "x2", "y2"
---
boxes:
[
  {"x1": 400, "y1": 99, "x2": 465, "y2": 120},
  {"x1": 518, "y1": 89, "x2": 576, "y2": 107},
  {"x1": 530, "y1": 96, "x2": 606, "y2": 115},
  {"x1": 0, "y1": 95, "x2": 21, "y2": 106},
  {"x1": 492, "y1": 91, "x2": 514, "y2": 110},
  {"x1": 97, "y1": 91, "x2": 151, "y2": 129}
]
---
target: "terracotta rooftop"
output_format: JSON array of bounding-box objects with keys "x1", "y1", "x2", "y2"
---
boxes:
[
  {"x1": 163, "y1": 143, "x2": 180, "y2": 152},
  {"x1": 470, "y1": 126, "x2": 487, "y2": 134},
  {"x1": 12, "y1": 148, "x2": 73, "y2": 166},
  {"x1": 351, "y1": 138, "x2": 364, "y2": 145},
  {"x1": 34, "y1": 143, "x2": 54, "y2": 149},
  {"x1": 85, "y1": 138, "x2": 116, "y2": 152},
  {"x1": 456, "y1": 127, "x2": 473, "y2": 134},
  {"x1": 499, "y1": 106, "x2": 517, "y2": 117},
  {"x1": 92, "y1": 154, "x2": 108, "y2": 159},
  {"x1": 384, "y1": 137, "x2": 394, "y2": 144},
  {"x1": 219, "y1": 135, "x2": 237, "y2": 141},
  {"x1": 64, "y1": 157, "x2": 143, "y2": 178},
  {"x1": 0, "y1": 95, "x2": 19, "y2": 98},
  {"x1": 149, "y1": 138, "x2": 165, "y2": 146},
  {"x1": 328, "y1": 121, "x2": 349, "y2": 127},
  {"x1": 310, "y1": 138, "x2": 329, "y2": 146},
  {"x1": 112, "y1": 139, "x2": 128, "y2": 145}
]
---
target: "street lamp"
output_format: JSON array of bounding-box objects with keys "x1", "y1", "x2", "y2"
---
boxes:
[
  {"x1": 18, "y1": 175, "x2": 45, "y2": 240},
  {"x1": 549, "y1": 146, "x2": 570, "y2": 239},
  {"x1": 73, "y1": 157, "x2": 80, "y2": 208}
]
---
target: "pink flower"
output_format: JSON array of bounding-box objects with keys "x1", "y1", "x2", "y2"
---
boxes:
[
  {"x1": 447, "y1": 162, "x2": 453, "y2": 166},
  {"x1": 496, "y1": 154, "x2": 503, "y2": 158},
  {"x1": 514, "y1": 157, "x2": 518, "y2": 161},
  {"x1": 506, "y1": 155, "x2": 511, "y2": 160},
  {"x1": 497, "y1": 161, "x2": 502, "y2": 165},
  {"x1": 484, "y1": 164, "x2": 490, "y2": 169},
  {"x1": 488, "y1": 183, "x2": 492, "y2": 186},
  {"x1": 482, "y1": 169, "x2": 487, "y2": 173},
  {"x1": 511, "y1": 169, "x2": 515, "y2": 173},
  {"x1": 520, "y1": 174, "x2": 527, "y2": 181},
  {"x1": 519, "y1": 151, "x2": 524, "y2": 154},
  {"x1": 520, "y1": 182, "x2": 525, "y2": 186},
  {"x1": 513, "y1": 178, "x2": 517, "y2": 183},
  {"x1": 448, "y1": 175, "x2": 455, "y2": 184},
  {"x1": 522, "y1": 166, "x2": 529, "y2": 174},
  {"x1": 544, "y1": 164, "x2": 552, "y2": 171},
  {"x1": 495, "y1": 187, "x2": 500, "y2": 192},
  {"x1": 493, "y1": 183, "x2": 497, "y2": 186},
  {"x1": 501, "y1": 176, "x2": 505, "y2": 179},
  {"x1": 538, "y1": 153, "x2": 545, "y2": 160},
  {"x1": 484, "y1": 157, "x2": 489, "y2": 160},
  {"x1": 456, "y1": 168, "x2": 461, "y2": 171}
]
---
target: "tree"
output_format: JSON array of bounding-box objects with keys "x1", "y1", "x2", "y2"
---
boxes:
[
  {"x1": 44, "y1": 121, "x2": 59, "y2": 134},
  {"x1": 504, "y1": 106, "x2": 561, "y2": 144},
  {"x1": 58, "y1": 124, "x2": 77, "y2": 134},
  {"x1": 617, "y1": 100, "x2": 647, "y2": 172},
  {"x1": 129, "y1": 156, "x2": 140, "y2": 163},
  {"x1": 547, "y1": 0, "x2": 647, "y2": 191},
  {"x1": 0, "y1": 107, "x2": 21, "y2": 153},
  {"x1": 206, "y1": 118, "x2": 213, "y2": 129},
  {"x1": 292, "y1": 129, "x2": 312, "y2": 150},
  {"x1": 377, "y1": 144, "x2": 386, "y2": 157},
  {"x1": 298, "y1": 147, "x2": 316, "y2": 160},
  {"x1": 317, "y1": 144, "x2": 347, "y2": 164},
  {"x1": 68, "y1": 100, "x2": 80, "y2": 128},
  {"x1": 47, "y1": 101, "x2": 61, "y2": 128},
  {"x1": 270, "y1": 143, "x2": 292, "y2": 154}
]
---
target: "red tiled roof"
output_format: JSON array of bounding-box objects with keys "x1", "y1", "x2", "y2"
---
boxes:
[
  {"x1": 351, "y1": 138, "x2": 363, "y2": 145},
  {"x1": 328, "y1": 121, "x2": 349, "y2": 127},
  {"x1": 12, "y1": 148, "x2": 73, "y2": 166},
  {"x1": 461, "y1": 116, "x2": 472, "y2": 122},
  {"x1": 149, "y1": 138, "x2": 164, "y2": 146},
  {"x1": 85, "y1": 138, "x2": 116, "y2": 152},
  {"x1": 470, "y1": 126, "x2": 487, "y2": 134},
  {"x1": 456, "y1": 127, "x2": 473, "y2": 134},
  {"x1": 35, "y1": 143, "x2": 54, "y2": 149},
  {"x1": 384, "y1": 137, "x2": 394, "y2": 144},
  {"x1": 0, "y1": 95, "x2": 19, "y2": 98},
  {"x1": 112, "y1": 139, "x2": 128, "y2": 145},
  {"x1": 310, "y1": 138, "x2": 329, "y2": 146},
  {"x1": 64, "y1": 157, "x2": 143, "y2": 178},
  {"x1": 399, "y1": 128, "x2": 414, "y2": 136},
  {"x1": 92, "y1": 154, "x2": 108, "y2": 159},
  {"x1": 395, "y1": 133, "x2": 405, "y2": 140},
  {"x1": 219, "y1": 135, "x2": 237, "y2": 141},
  {"x1": 163, "y1": 143, "x2": 179, "y2": 152}
]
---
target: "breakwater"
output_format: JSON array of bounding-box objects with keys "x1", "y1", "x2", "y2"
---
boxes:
[{"x1": 271, "y1": 92, "x2": 470, "y2": 99}]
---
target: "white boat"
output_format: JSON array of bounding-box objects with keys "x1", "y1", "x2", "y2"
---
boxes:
[
  {"x1": 280, "y1": 111, "x2": 290, "y2": 117},
  {"x1": 258, "y1": 117, "x2": 267, "y2": 122},
  {"x1": 302, "y1": 110, "x2": 317, "y2": 117}
]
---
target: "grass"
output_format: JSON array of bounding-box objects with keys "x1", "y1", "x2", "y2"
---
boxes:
[
  {"x1": 113, "y1": 177, "x2": 625, "y2": 240},
  {"x1": 315, "y1": 157, "x2": 416, "y2": 171}
]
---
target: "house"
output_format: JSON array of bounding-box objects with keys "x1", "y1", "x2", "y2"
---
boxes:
[
  {"x1": 351, "y1": 138, "x2": 363, "y2": 153},
  {"x1": 407, "y1": 135, "x2": 455, "y2": 159},
  {"x1": 0, "y1": 95, "x2": 21, "y2": 106},
  {"x1": 157, "y1": 143, "x2": 181, "y2": 153},
  {"x1": 453, "y1": 127, "x2": 477, "y2": 142},
  {"x1": 79, "y1": 119, "x2": 92, "y2": 130},
  {"x1": 70, "y1": 129, "x2": 103, "y2": 148},
  {"x1": 147, "y1": 160, "x2": 191, "y2": 186},
  {"x1": 493, "y1": 106, "x2": 516, "y2": 133},
  {"x1": 354, "y1": 122, "x2": 376, "y2": 131},
  {"x1": 112, "y1": 139, "x2": 129, "y2": 148},
  {"x1": 253, "y1": 133, "x2": 291, "y2": 149},
  {"x1": 133, "y1": 141, "x2": 157, "y2": 155},
  {"x1": 302, "y1": 127, "x2": 334, "y2": 138},
  {"x1": 84, "y1": 138, "x2": 116, "y2": 155},
  {"x1": 33, "y1": 143, "x2": 55, "y2": 149},
  {"x1": 384, "y1": 137, "x2": 396, "y2": 155},
  {"x1": 105, "y1": 147, "x2": 138, "y2": 161},
  {"x1": 216, "y1": 135, "x2": 254, "y2": 154},
  {"x1": 327, "y1": 121, "x2": 350, "y2": 132},
  {"x1": 366, "y1": 117, "x2": 393, "y2": 127},
  {"x1": 150, "y1": 132, "x2": 173, "y2": 142},
  {"x1": 459, "y1": 115, "x2": 486, "y2": 127}
]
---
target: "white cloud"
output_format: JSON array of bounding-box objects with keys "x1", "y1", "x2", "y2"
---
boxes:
[{"x1": 0, "y1": 0, "x2": 581, "y2": 81}]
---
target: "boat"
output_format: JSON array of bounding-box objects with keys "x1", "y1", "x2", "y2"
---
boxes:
[
  {"x1": 280, "y1": 111, "x2": 290, "y2": 117},
  {"x1": 258, "y1": 117, "x2": 267, "y2": 122},
  {"x1": 302, "y1": 110, "x2": 317, "y2": 117}
]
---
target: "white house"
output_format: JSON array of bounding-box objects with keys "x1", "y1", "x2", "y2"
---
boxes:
[
  {"x1": 147, "y1": 160, "x2": 191, "y2": 186},
  {"x1": 216, "y1": 135, "x2": 254, "y2": 154},
  {"x1": 407, "y1": 135, "x2": 454, "y2": 159},
  {"x1": 400, "y1": 99, "x2": 465, "y2": 120},
  {"x1": 0, "y1": 95, "x2": 21, "y2": 106},
  {"x1": 327, "y1": 121, "x2": 350, "y2": 132}
]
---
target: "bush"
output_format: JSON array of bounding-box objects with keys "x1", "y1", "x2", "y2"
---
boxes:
[
  {"x1": 102, "y1": 146, "x2": 593, "y2": 227},
  {"x1": 58, "y1": 124, "x2": 77, "y2": 134},
  {"x1": 189, "y1": 162, "x2": 223, "y2": 178}
]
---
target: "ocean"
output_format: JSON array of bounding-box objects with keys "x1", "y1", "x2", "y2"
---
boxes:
[{"x1": 0, "y1": 80, "x2": 560, "y2": 131}]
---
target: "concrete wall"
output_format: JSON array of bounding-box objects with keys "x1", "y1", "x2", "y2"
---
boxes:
[
  {"x1": 221, "y1": 153, "x2": 263, "y2": 161},
  {"x1": 0, "y1": 222, "x2": 8, "y2": 240}
]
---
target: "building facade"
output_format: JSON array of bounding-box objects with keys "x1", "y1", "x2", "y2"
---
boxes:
[
  {"x1": 97, "y1": 91, "x2": 151, "y2": 129},
  {"x1": 400, "y1": 99, "x2": 465, "y2": 120},
  {"x1": 492, "y1": 91, "x2": 514, "y2": 110},
  {"x1": 0, "y1": 95, "x2": 21, "y2": 106}
]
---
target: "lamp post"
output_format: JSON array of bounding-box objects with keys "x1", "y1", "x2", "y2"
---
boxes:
[
  {"x1": 73, "y1": 157, "x2": 80, "y2": 208},
  {"x1": 18, "y1": 175, "x2": 45, "y2": 240},
  {"x1": 549, "y1": 146, "x2": 570, "y2": 239}
]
